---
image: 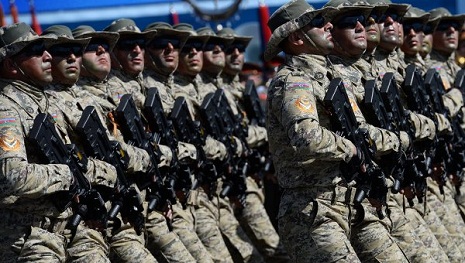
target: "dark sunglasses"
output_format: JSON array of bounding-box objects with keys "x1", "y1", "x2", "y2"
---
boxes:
[
  {"x1": 379, "y1": 12, "x2": 402, "y2": 23},
  {"x1": 225, "y1": 43, "x2": 246, "y2": 54},
  {"x1": 403, "y1": 22, "x2": 425, "y2": 33},
  {"x1": 117, "y1": 38, "x2": 146, "y2": 50},
  {"x1": 21, "y1": 41, "x2": 46, "y2": 57},
  {"x1": 203, "y1": 42, "x2": 225, "y2": 51},
  {"x1": 336, "y1": 15, "x2": 366, "y2": 29},
  {"x1": 150, "y1": 38, "x2": 181, "y2": 49},
  {"x1": 49, "y1": 44, "x2": 83, "y2": 57},
  {"x1": 86, "y1": 42, "x2": 110, "y2": 52},
  {"x1": 181, "y1": 40, "x2": 204, "y2": 52},
  {"x1": 436, "y1": 20, "x2": 461, "y2": 31},
  {"x1": 424, "y1": 24, "x2": 434, "y2": 34},
  {"x1": 309, "y1": 15, "x2": 325, "y2": 28}
]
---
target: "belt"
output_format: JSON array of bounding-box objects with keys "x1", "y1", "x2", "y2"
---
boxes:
[{"x1": 290, "y1": 185, "x2": 358, "y2": 205}]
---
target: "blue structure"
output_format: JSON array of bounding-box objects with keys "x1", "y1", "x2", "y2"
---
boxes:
[{"x1": 1, "y1": 0, "x2": 463, "y2": 64}]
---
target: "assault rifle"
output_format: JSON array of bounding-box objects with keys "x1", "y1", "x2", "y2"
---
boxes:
[
  {"x1": 324, "y1": 78, "x2": 387, "y2": 218},
  {"x1": 115, "y1": 93, "x2": 176, "y2": 213},
  {"x1": 243, "y1": 80, "x2": 274, "y2": 180},
  {"x1": 200, "y1": 89, "x2": 248, "y2": 205},
  {"x1": 454, "y1": 69, "x2": 465, "y2": 98},
  {"x1": 170, "y1": 96, "x2": 218, "y2": 195},
  {"x1": 362, "y1": 79, "x2": 404, "y2": 194},
  {"x1": 380, "y1": 73, "x2": 426, "y2": 205},
  {"x1": 424, "y1": 69, "x2": 465, "y2": 193},
  {"x1": 29, "y1": 113, "x2": 107, "y2": 232},
  {"x1": 76, "y1": 106, "x2": 145, "y2": 235}
]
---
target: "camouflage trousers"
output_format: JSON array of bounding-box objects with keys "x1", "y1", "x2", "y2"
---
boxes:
[
  {"x1": 427, "y1": 178, "x2": 465, "y2": 259},
  {"x1": 144, "y1": 201, "x2": 196, "y2": 263},
  {"x1": 237, "y1": 177, "x2": 290, "y2": 263},
  {"x1": 0, "y1": 209, "x2": 69, "y2": 263},
  {"x1": 214, "y1": 193, "x2": 264, "y2": 263},
  {"x1": 190, "y1": 187, "x2": 234, "y2": 263},
  {"x1": 108, "y1": 218, "x2": 157, "y2": 263},
  {"x1": 389, "y1": 192, "x2": 445, "y2": 263},
  {"x1": 173, "y1": 197, "x2": 214, "y2": 263},
  {"x1": 278, "y1": 186, "x2": 360, "y2": 262},
  {"x1": 67, "y1": 223, "x2": 111, "y2": 263}
]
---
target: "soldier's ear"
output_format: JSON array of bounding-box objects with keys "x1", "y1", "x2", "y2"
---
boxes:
[
  {"x1": 288, "y1": 31, "x2": 304, "y2": 46},
  {"x1": 3, "y1": 57, "x2": 18, "y2": 74}
]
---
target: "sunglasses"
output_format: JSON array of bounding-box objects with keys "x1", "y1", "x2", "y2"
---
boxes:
[
  {"x1": 149, "y1": 38, "x2": 181, "y2": 49},
  {"x1": 403, "y1": 22, "x2": 425, "y2": 33},
  {"x1": 436, "y1": 20, "x2": 461, "y2": 31},
  {"x1": 181, "y1": 40, "x2": 204, "y2": 53},
  {"x1": 49, "y1": 44, "x2": 83, "y2": 57},
  {"x1": 21, "y1": 41, "x2": 46, "y2": 57},
  {"x1": 117, "y1": 38, "x2": 146, "y2": 50},
  {"x1": 225, "y1": 43, "x2": 246, "y2": 54},
  {"x1": 309, "y1": 15, "x2": 325, "y2": 28},
  {"x1": 379, "y1": 12, "x2": 402, "y2": 23},
  {"x1": 203, "y1": 42, "x2": 225, "y2": 51},
  {"x1": 336, "y1": 15, "x2": 366, "y2": 29}
]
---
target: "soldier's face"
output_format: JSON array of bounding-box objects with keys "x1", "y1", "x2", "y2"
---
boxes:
[
  {"x1": 82, "y1": 40, "x2": 111, "y2": 80},
  {"x1": 365, "y1": 12, "x2": 381, "y2": 46},
  {"x1": 14, "y1": 41, "x2": 53, "y2": 87},
  {"x1": 432, "y1": 20, "x2": 460, "y2": 55},
  {"x1": 223, "y1": 44, "x2": 246, "y2": 76},
  {"x1": 146, "y1": 37, "x2": 180, "y2": 75},
  {"x1": 301, "y1": 20, "x2": 334, "y2": 55},
  {"x1": 378, "y1": 11, "x2": 402, "y2": 51},
  {"x1": 332, "y1": 14, "x2": 367, "y2": 57},
  {"x1": 178, "y1": 46, "x2": 203, "y2": 77},
  {"x1": 401, "y1": 22, "x2": 424, "y2": 56},
  {"x1": 49, "y1": 44, "x2": 83, "y2": 85},
  {"x1": 420, "y1": 34, "x2": 433, "y2": 57},
  {"x1": 113, "y1": 37, "x2": 145, "y2": 76},
  {"x1": 202, "y1": 42, "x2": 225, "y2": 74}
]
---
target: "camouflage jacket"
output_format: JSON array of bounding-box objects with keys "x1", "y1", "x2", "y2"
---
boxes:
[
  {"x1": 0, "y1": 79, "x2": 73, "y2": 218},
  {"x1": 267, "y1": 54, "x2": 356, "y2": 189},
  {"x1": 143, "y1": 69, "x2": 176, "y2": 113}
]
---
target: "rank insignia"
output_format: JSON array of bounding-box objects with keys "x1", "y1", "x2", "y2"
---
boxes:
[
  {"x1": 295, "y1": 96, "x2": 314, "y2": 114},
  {"x1": 0, "y1": 131, "x2": 21, "y2": 152}
]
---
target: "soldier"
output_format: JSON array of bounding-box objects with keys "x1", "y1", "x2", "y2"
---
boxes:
[
  {"x1": 142, "y1": 21, "x2": 214, "y2": 263},
  {"x1": 71, "y1": 24, "x2": 159, "y2": 263},
  {"x1": 40, "y1": 24, "x2": 115, "y2": 263},
  {"x1": 400, "y1": 7, "x2": 430, "y2": 68},
  {"x1": 196, "y1": 26, "x2": 265, "y2": 263},
  {"x1": 264, "y1": 0, "x2": 371, "y2": 261},
  {"x1": 217, "y1": 27, "x2": 290, "y2": 263},
  {"x1": 170, "y1": 23, "x2": 235, "y2": 263},
  {"x1": 0, "y1": 22, "x2": 115, "y2": 262}
]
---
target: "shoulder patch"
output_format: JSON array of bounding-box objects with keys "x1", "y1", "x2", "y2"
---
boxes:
[
  {"x1": 287, "y1": 82, "x2": 311, "y2": 90},
  {"x1": 295, "y1": 96, "x2": 315, "y2": 114},
  {"x1": 0, "y1": 130, "x2": 21, "y2": 152}
]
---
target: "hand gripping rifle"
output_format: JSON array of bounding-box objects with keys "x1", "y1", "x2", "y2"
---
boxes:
[
  {"x1": 425, "y1": 69, "x2": 465, "y2": 193},
  {"x1": 380, "y1": 73, "x2": 427, "y2": 205},
  {"x1": 76, "y1": 106, "x2": 145, "y2": 235},
  {"x1": 323, "y1": 78, "x2": 387, "y2": 218},
  {"x1": 115, "y1": 93, "x2": 176, "y2": 213},
  {"x1": 243, "y1": 80, "x2": 274, "y2": 180},
  {"x1": 170, "y1": 96, "x2": 218, "y2": 195},
  {"x1": 143, "y1": 88, "x2": 192, "y2": 197},
  {"x1": 200, "y1": 89, "x2": 248, "y2": 206},
  {"x1": 29, "y1": 113, "x2": 107, "y2": 233}
]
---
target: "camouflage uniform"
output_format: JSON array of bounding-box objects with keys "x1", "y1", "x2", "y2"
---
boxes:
[
  {"x1": 0, "y1": 78, "x2": 115, "y2": 262},
  {"x1": 221, "y1": 73, "x2": 290, "y2": 262},
  {"x1": 143, "y1": 68, "x2": 207, "y2": 263},
  {"x1": 172, "y1": 72, "x2": 234, "y2": 263},
  {"x1": 77, "y1": 76, "x2": 159, "y2": 263}
]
